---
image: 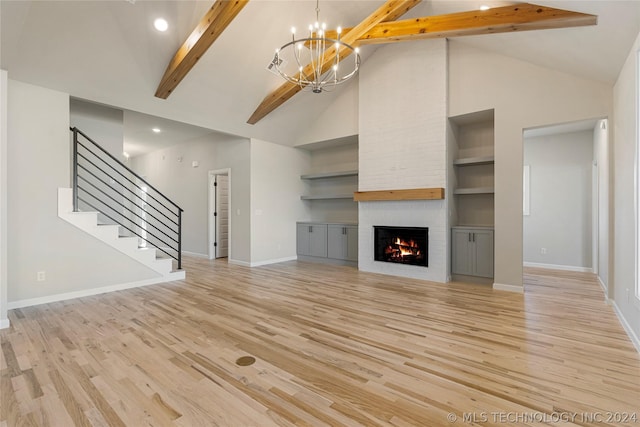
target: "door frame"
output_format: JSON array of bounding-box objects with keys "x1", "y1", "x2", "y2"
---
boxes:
[{"x1": 208, "y1": 169, "x2": 231, "y2": 260}]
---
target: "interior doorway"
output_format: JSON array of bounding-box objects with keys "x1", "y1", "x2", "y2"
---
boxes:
[
  {"x1": 522, "y1": 118, "x2": 609, "y2": 291},
  {"x1": 208, "y1": 169, "x2": 231, "y2": 260}
]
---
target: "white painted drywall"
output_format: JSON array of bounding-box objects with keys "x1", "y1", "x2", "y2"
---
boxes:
[
  {"x1": 449, "y1": 41, "x2": 612, "y2": 290},
  {"x1": 594, "y1": 119, "x2": 609, "y2": 290},
  {"x1": 7, "y1": 79, "x2": 159, "y2": 303},
  {"x1": 613, "y1": 32, "x2": 640, "y2": 343},
  {"x1": 249, "y1": 138, "x2": 310, "y2": 264},
  {"x1": 0, "y1": 70, "x2": 8, "y2": 328},
  {"x1": 70, "y1": 98, "x2": 124, "y2": 158},
  {"x1": 295, "y1": 77, "x2": 359, "y2": 146},
  {"x1": 131, "y1": 133, "x2": 251, "y2": 263},
  {"x1": 523, "y1": 130, "x2": 593, "y2": 269}
]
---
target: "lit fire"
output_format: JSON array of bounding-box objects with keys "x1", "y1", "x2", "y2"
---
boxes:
[{"x1": 386, "y1": 237, "x2": 421, "y2": 258}]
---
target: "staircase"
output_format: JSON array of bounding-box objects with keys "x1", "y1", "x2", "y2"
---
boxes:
[
  {"x1": 60, "y1": 128, "x2": 185, "y2": 282},
  {"x1": 58, "y1": 188, "x2": 185, "y2": 280}
]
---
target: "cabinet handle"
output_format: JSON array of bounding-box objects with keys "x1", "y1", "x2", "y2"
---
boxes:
[
  {"x1": 468, "y1": 233, "x2": 471, "y2": 242},
  {"x1": 309, "y1": 226, "x2": 312, "y2": 232},
  {"x1": 473, "y1": 233, "x2": 475, "y2": 242},
  {"x1": 343, "y1": 227, "x2": 346, "y2": 235}
]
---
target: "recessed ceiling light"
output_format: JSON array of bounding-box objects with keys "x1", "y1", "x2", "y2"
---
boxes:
[
  {"x1": 479, "y1": 5, "x2": 491, "y2": 11},
  {"x1": 154, "y1": 18, "x2": 168, "y2": 32},
  {"x1": 152, "y1": 127, "x2": 161, "y2": 133}
]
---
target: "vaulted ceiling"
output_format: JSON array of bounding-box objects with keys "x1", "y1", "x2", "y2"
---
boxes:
[{"x1": 2, "y1": 1, "x2": 639, "y2": 150}]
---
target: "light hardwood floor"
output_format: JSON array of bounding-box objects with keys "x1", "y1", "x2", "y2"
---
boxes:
[{"x1": 1, "y1": 258, "x2": 639, "y2": 426}]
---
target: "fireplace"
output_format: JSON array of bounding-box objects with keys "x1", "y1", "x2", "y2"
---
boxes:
[{"x1": 374, "y1": 226, "x2": 428, "y2": 267}]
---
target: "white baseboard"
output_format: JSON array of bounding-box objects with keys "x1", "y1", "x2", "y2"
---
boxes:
[
  {"x1": 228, "y1": 256, "x2": 297, "y2": 267},
  {"x1": 0, "y1": 318, "x2": 10, "y2": 330},
  {"x1": 7, "y1": 272, "x2": 185, "y2": 310},
  {"x1": 523, "y1": 262, "x2": 593, "y2": 273},
  {"x1": 597, "y1": 275, "x2": 608, "y2": 294},
  {"x1": 493, "y1": 282, "x2": 524, "y2": 293},
  {"x1": 181, "y1": 250, "x2": 208, "y2": 259},
  {"x1": 250, "y1": 256, "x2": 297, "y2": 267},
  {"x1": 610, "y1": 300, "x2": 640, "y2": 354}
]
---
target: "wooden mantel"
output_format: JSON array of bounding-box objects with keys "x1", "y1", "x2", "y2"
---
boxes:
[{"x1": 353, "y1": 188, "x2": 445, "y2": 202}]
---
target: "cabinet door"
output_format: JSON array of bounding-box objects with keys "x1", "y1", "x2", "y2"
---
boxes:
[
  {"x1": 327, "y1": 225, "x2": 345, "y2": 259},
  {"x1": 451, "y1": 229, "x2": 473, "y2": 276},
  {"x1": 308, "y1": 224, "x2": 328, "y2": 258},
  {"x1": 345, "y1": 226, "x2": 358, "y2": 261},
  {"x1": 472, "y1": 230, "x2": 494, "y2": 278},
  {"x1": 296, "y1": 224, "x2": 311, "y2": 256}
]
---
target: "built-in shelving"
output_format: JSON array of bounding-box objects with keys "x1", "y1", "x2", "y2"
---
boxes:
[
  {"x1": 453, "y1": 156, "x2": 495, "y2": 166},
  {"x1": 300, "y1": 194, "x2": 354, "y2": 200},
  {"x1": 449, "y1": 109, "x2": 495, "y2": 230},
  {"x1": 301, "y1": 170, "x2": 358, "y2": 180},
  {"x1": 298, "y1": 141, "x2": 359, "y2": 223}
]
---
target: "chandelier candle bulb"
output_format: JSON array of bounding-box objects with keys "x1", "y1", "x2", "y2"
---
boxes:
[{"x1": 270, "y1": 0, "x2": 360, "y2": 94}]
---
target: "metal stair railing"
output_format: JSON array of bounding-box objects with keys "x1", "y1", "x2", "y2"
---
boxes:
[{"x1": 70, "y1": 127, "x2": 183, "y2": 270}]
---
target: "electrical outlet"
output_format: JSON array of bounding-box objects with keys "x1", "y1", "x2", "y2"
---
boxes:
[
  {"x1": 540, "y1": 248, "x2": 547, "y2": 255},
  {"x1": 37, "y1": 271, "x2": 46, "y2": 282}
]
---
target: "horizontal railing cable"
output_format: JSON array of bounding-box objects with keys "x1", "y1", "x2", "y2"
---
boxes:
[
  {"x1": 71, "y1": 127, "x2": 183, "y2": 269},
  {"x1": 73, "y1": 127, "x2": 182, "y2": 211},
  {"x1": 76, "y1": 142, "x2": 179, "y2": 219},
  {"x1": 78, "y1": 196, "x2": 177, "y2": 260},
  {"x1": 77, "y1": 177, "x2": 179, "y2": 245},
  {"x1": 76, "y1": 160, "x2": 180, "y2": 230}
]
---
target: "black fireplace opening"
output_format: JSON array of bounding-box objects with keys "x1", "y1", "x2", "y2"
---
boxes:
[{"x1": 374, "y1": 226, "x2": 428, "y2": 267}]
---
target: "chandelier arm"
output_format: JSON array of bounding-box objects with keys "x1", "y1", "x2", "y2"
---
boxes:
[{"x1": 273, "y1": 37, "x2": 360, "y2": 93}]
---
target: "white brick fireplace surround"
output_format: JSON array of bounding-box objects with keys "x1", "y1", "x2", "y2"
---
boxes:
[{"x1": 358, "y1": 39, "x2": 448, "y2": 283}]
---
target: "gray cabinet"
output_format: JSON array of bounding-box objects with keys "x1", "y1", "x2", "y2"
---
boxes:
[
  {"x1": 328, "y1": 225, "x2": 358, "y2": 261},
  {"x1": 296, "y1": 223, "x2": 327, "y2": 257},
  {"x1": 451, "y1": 227, "x2": 494, "y2": 278},
  {"x1": 297, "y1": 222, "x2": 357, "y2": 265}
]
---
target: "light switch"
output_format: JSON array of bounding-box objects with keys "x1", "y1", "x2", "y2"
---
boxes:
[{"x1": 192, "y1": 161, "x2": 199, "y2": 168}]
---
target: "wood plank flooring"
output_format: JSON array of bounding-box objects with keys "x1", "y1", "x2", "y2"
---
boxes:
[{"x1": 1, "y1": 258, "x2": 639, "y2": 426}]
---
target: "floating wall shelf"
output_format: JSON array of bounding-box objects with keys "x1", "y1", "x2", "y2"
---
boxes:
[
  {"x1": 453, "y1": 155, "x2": 495, "y2": 166},
  {"x1": 300, "y1": 194, "x2": 355, "y2": 200},
  {"x1": 454, "y1": 187, "x2": 495, "y2": 195},
  {"x1": 300, "y1": 170, "x2": 358, "y2": 180}
]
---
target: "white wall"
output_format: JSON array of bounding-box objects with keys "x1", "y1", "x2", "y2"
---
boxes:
[
  {"x1": 0, "y1": 70, "x2": 8, "y2": 328},
  {"x1": 7, "y1": 79, "x2": 159, "y2": 303},
  {"x1": 295, "y1": 78, "x2": 359, "y2": 146},
  {"x1": 250, "y1": 139, "x2": 310, "y2": 265},
  {"x1": 523, "y1": 130, "x2": 593, "y2": 269},
  {"x1": 358, "y1": 39, "x2": 448, "y2": 283},
  {"x1": 70, "y1": 98, "x2": 124, "y2": 158},
  {"x1": 594, "y1": 119, "x2": 609, "y2": 290},
  {"x1": 613, "y1": 32, "x2": 640, "y2": 345},
  {"x1": 449, "y1": 41, "x2": 612, "y2": 290},
  {"x1": 131, "y1": 134, "x2": 251, "y2": 262}
]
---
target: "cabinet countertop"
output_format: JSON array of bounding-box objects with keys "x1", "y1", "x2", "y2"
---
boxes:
[{"x1": 297, "y1": 221, "x2": 358, "y2": 226}]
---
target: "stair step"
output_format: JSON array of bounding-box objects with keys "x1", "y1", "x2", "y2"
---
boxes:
[{"x1": 58, "y1": 187, "x2": 182, "y2": 277}]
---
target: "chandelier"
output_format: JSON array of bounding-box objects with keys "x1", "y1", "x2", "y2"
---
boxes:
[{"x1": 270, "y1": 0, "x2": 361, "y2": 93}]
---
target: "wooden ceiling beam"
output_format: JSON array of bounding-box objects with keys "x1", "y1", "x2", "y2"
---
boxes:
[
  {"x1": 247, "y1": 0, "x2": 422, "y2": 125},
  {"x1": 155, "y1": 0, "x2": 249, "y2": 99},
  {"x1": 358, "y1": 3, "x2": 597, "y2": 45}
]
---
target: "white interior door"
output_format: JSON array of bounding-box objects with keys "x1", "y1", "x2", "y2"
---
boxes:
[{"x1": 215, "y1": 174, "x2": 229, "y2": 258}]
